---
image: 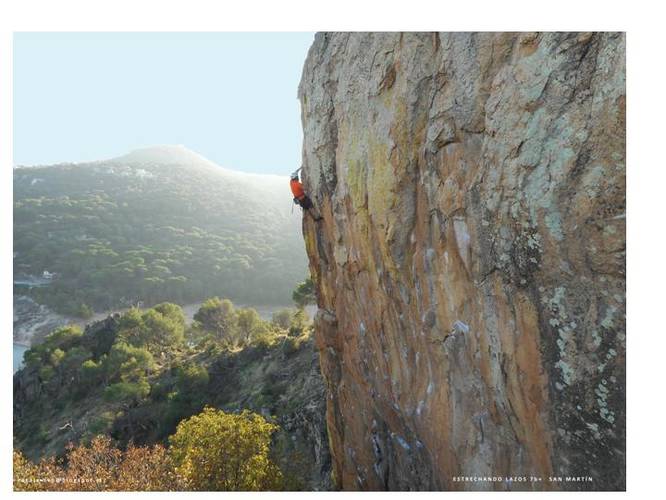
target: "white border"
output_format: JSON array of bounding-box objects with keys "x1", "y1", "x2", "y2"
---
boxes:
[{"x1": 2, "y1": 0, "x2": 661, "y2": 498}]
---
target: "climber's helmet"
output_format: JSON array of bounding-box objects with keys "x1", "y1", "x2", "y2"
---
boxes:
[{"x1": 290, "y1": 171, "x2": 300, "y2": 180}]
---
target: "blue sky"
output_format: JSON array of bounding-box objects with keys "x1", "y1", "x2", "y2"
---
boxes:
[{"x1": 13, "y1": 32, "x2": 315, "y2": 175}]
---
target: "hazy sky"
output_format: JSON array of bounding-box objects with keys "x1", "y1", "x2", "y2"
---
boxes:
[{"x1": 13, "y1": 32, "x2": 315, "y2": 175}]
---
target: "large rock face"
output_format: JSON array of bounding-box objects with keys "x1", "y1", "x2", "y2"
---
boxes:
[{"x1": 298, "y1": 32, "x2": 625, "y2": 491}]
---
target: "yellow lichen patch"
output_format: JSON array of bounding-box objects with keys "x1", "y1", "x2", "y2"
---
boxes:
[
  {"x1": 367, "y1": 136, "x2": 396, "y2": 224},
  {"x1": 303, "y1": 220, "x2": 318, "y2": 260},
  {"x1": 347, "y1": 158, "x2": 368, "y2": 211}
]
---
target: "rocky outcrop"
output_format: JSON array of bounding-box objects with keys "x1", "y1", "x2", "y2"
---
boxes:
[{"x1": 298, "y1": 32, "x2": 625, "y2": 491}]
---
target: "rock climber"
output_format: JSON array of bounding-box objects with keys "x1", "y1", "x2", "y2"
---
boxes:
[{"x1": 290, "y1": 170, "x2": 322, "y2": 220}]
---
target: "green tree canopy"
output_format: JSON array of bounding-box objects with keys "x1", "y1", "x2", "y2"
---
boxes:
[
  {"x1": 104, "y1": 341, "x2": 155, "y2": 404},
  {"x1": 193, "y1": 297, "x2": 237, "y2": 342},
  {"x1": 288, "y1": 308, "x2": 310, "y2": 337},
  {"x1": 237, "y1": 308, "x2": 261, "y2": 343},
  {"x1": 292, "y1": 278, "x2": 315, "y2": 308},
  {"x1": 106, "y1": 342, "x2": 156, "y2": 379},
  {"x1": 117, "y1": 304, "x2": 185, "y2": 352}
]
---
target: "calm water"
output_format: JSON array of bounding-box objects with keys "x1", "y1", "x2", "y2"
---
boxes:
[{"x1": 14, "y1": 344, "x2": 28, "y2": 373}]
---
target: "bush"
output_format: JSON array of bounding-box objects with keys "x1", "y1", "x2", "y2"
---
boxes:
[
  {"x1": 104, "y1": 380, "x2": 150, "y2": 403},
  {"x1": 251, "y1": 330, "x2": 280, "y2": 350},
  {"x1": 176, "y1": 363, "x2": 209, "y2": 392},
  {"x1": 81, "y1": 358, "x2": 103, "y2": 380},
  {"x1": 38, "y1": 365, "x2": 55, "y2": 382},
  {"x1": 89, "y1": 411, "x2": 117, "y2": 435},
  {"x1": 237, "y1": 308, "x2": 261, "y2": 344},
  {"x1": 282, "y1": 331, "x2": 311, "y2": 357},
  {"x1": 44, "y1": 325, "x2": 83, "y2": 351},
  {"x1": 106, "y1": 342, "x2": 155, "y2": 381},
  {"x1": 169, "y1": 407, "x2": 284, "y2": 491},
  {"x1": 50, "y1": 348, "x2": 66, "y2": 367},
  {"x1": 271, "y1": 308, "x2": 293, "y2": 330},
  {"x1": 77, "y1": 303, "x2": 94, "y2": 319},
  {"x1": 288, "y1": 308, "x2": 309, "y2": 337},
  {"x1": 13, "y1": 436, "x2": 184, "y2": 491}
]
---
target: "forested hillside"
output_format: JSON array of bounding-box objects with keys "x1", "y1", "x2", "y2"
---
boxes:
[
  {"x1": 14, "y1": 146, "x2": 307, "y2": 316},
  {"x1": 14, "y1": 300, "x2": 331, "y2": 490}
]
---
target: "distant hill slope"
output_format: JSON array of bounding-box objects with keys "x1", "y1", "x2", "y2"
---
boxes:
[{"x1": 14, "y1": 146, "x2": 307, "y2": 315}]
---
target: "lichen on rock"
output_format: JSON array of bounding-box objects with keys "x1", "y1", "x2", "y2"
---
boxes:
[{"x1": 298, "y1": 32, "x2": 625, "y2": 491}]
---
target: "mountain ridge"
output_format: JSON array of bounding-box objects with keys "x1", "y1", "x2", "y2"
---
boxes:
[
  {"x1": 14, "y1": 145, "x2": 308, "y2": 320},
  {"x1": 15, "y1": 145, "x2": 289, "y2": 182}
]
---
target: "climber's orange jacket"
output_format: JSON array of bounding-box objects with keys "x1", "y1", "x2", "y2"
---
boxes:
[{"x1": 290, "y1": 178, "x2": 306, "y2": 200}]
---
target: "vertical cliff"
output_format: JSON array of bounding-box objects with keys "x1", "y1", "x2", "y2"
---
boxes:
[{"x1": 298, "y1": 32, "x2": 625, "y2": 491}]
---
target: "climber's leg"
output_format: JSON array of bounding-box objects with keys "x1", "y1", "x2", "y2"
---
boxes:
[
  {"x1": 300, "y1": 196, "x2": 322, "y2": 221},
  {"x1": 300, "y1": 196, "x2": 313, "y2": 210}
]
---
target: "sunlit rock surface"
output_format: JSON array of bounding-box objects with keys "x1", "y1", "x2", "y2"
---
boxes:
[{"x1": 298, "y1": 32, "x2": 625, "y2": 491}]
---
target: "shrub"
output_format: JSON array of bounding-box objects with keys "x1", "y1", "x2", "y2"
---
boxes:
[
  {"x1": 106, "y1": 342, "x2": 155, "y2": 381},
  {"x1": 288, "y1": 308, "x2": 309, "y2": 337},
  {"x1": 38, "y1": 365, "x2": 55, "y2": 382},
  {"x1": 169, "y1": 407, "x2": 284, "y2": 491},
  {"x1": 13, "y1": 436, "x2": 184, "y2": 491},
  {"x1": 271, "y1": 308, "x2": 292, "y2": 330},
  {"x1": 88, "y1": 411, "x2": 117, "y2": 435},
  {"x1": 104, "y1": 380, "x2": 150, "y2": 403},
  {"x1": 44, "y1": 326, "x2": 83, "y2": 351},
  {"x1": 77, "y1": 303, "x2": 94, "y2": 319},
  {"x1": 237, "y1": 308, "x2": 261, "y2": 344}
]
